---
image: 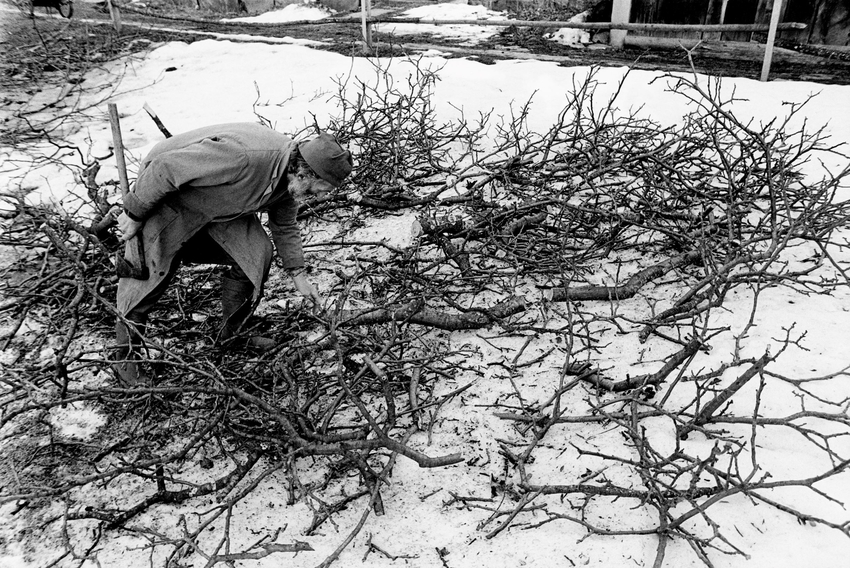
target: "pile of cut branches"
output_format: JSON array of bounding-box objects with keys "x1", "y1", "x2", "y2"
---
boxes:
[{"x1": 1, "y1": 59, "x2": 849, "y2": 567}]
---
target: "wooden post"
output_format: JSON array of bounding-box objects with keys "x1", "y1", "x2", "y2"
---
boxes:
[
  {"x1": 106, "y1": 0, "x2": 122, "y2": 33},
  {"x1": 719, "y1": 0, "x2": 730, "y2": 24},
  {"x1": 718, "y1": 0, "x2": 730, "y2": 39},
  {"x1": 760, "y1": 0, "x2": 783, "y2": 81},
  {"x1": 108, "y1": 103, "x2": 148, "y2": 280},
  {"x1": 610, "y1": 0, "x2": 632, "y2": 49},
  {"x1": 360, "y1": 0, "x2": 373, "y2": 51}
]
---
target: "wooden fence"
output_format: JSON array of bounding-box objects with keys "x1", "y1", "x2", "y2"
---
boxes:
[
  {"x1": 114, "y1": 0, "x2": 802, "y2": 82},
  {"x1": 359, "y1": 0, "x2": 798, "y2": 81}
]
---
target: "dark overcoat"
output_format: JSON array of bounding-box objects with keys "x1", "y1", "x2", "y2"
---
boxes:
[{"x1": 117, "y1": 123, "x2": 305, "y2": 315}]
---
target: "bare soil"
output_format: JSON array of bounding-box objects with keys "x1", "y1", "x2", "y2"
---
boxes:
[{"x1": 3, "y1": 0, "x2": 850, "y2": 99}]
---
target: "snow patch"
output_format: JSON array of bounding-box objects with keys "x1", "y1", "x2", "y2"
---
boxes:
[
  {"x1": 375, "y1": 2, "x2": 508, "y2": 44},
  {"x1": 48, "y1": 402, "x2": 107, "y2": 441},
  {"x1": 347, "y1": 211, "x2": 420, "y2": 249},
  {"x1": 224, "y1": 1, "x2": 334, "y2": 23}
]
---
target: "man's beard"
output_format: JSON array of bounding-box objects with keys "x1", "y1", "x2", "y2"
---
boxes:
[{"x1": 288, "y1": 178, "x2": 312, "y2": 203}]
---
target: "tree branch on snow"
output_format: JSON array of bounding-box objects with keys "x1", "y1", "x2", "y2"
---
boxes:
[{"x1": 2, "y1": 60, "x2": 850, "y2": 567}]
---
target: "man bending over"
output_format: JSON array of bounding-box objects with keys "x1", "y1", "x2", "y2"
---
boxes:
[{"x1": 113, "y1": 123, "x2": 352, "y2": 385}]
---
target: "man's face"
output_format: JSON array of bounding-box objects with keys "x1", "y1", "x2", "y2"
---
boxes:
[{"x1": 288, "y1": 172, "x2": 335, "y2": 204}]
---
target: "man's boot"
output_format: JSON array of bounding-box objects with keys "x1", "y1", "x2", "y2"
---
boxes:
[
  {"x1": 217, "y1": 275, "x2": 254, "y2": 343},
  {"x1": 112, "y1": 313, "x2": 151, "y2": 386}
]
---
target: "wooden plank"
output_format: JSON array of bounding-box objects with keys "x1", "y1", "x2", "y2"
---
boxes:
[
  {"x1": 625, "y1": 35, "x2": 813, "y2": 64},
  {"x1": 365, "y1": 18, "x2": 807, "y2": 33}
]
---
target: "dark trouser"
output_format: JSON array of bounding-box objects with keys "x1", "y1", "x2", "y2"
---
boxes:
[
  {"x1": 126, "y1": 228, "x2": 251, "y2": 321},
  {"x1": 119, "y1": 228, "x2": 257, "y2": 353},
  {"x1": 113, "y1": 228, "x2": 259, "y2": 384}
]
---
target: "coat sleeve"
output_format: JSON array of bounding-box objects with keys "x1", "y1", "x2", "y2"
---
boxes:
[
  {"x1": 124, "y1": 137, "x2": 249, "y2": 220},
  {"x1": 267, "y1": 196, "x2": 305, "y2": 269}
]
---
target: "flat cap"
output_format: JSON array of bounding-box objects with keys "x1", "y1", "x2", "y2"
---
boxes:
[{"x1": 299, "y1": 133, "x2": 353, "y2": 188}]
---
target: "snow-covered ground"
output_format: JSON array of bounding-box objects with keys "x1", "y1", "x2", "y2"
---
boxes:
[
  {"x1": 223, "y1": 1, "x2": 336, "y2": 23},
  {"x1": 372, "y1": 1, "x2": 509, "y2": 43},
  {"x1": 1, "y1": 3, "x2": 849, "y2": 568}
]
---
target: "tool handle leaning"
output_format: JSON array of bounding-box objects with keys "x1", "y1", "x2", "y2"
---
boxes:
[
  {"x1": 108, "y1": 104, "x2": 131, "y2": 197},
  {"x1": 108, "y1": 103, "x2": 149, "y2": 280}
]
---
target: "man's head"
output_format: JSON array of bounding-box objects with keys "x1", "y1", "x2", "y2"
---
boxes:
[
  {"x1": 286, "y1": 160, "x2": 332, "y2": 204},
  {"x1": 300, "y1": 133, "x2": 352, "y2": 187},
  {"x1": 287, "y1": 133, "x2": 352, "y2": 203},
  {"x1": 287, "y1": 132, "x2": 352, "y2": 202}
]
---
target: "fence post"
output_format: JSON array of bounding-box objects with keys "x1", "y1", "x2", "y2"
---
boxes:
[
  {"x1": 719, "y1": 0, "x2": 730, "y2": 24},
  {"x1": 760, "y1": 0, "x2": 783, "y2": 81},
  {"x1": 610, "y1": 0, "x2": 632, "y2": 49},
  {"x1": 361, "y1": 0, "x2": 373, "y2": 50},
  {"x1": 106, "y1": 0, "x2": 122, "y2": 33}
]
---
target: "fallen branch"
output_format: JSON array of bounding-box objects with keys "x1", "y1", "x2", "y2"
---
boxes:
[
  {"x1": 679, "y1": 352, "x2": 771, "y2": 439},
  {"x1": 549, "y1": 250, "x2": 703, "y2": 302}
]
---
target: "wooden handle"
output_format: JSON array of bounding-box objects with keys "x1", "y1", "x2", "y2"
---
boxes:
[
  {"x1": 108, "y1": 103, "x2": 148, "y2": 279},
  {"x1": 108, "y1": 103, "x2": 130, "y2": 198}
]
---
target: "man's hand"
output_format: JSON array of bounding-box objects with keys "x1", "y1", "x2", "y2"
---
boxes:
[
  {"x1": 117, "y1": 211, "x2": 143, "y2": 242},
  {"x1": 290, "y1": 271, "x2": 323, "y2": 313}
]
